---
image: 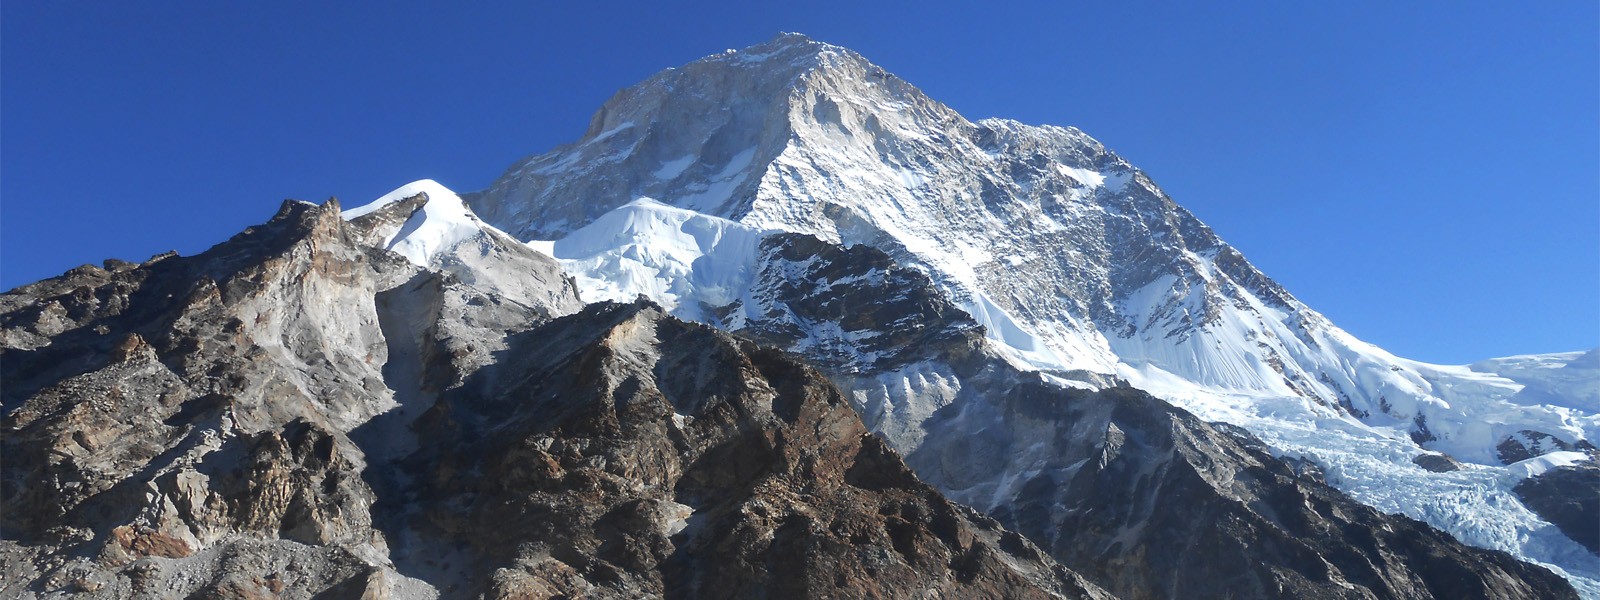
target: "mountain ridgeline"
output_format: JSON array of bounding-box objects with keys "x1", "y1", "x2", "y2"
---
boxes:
[{"x1": 3, "y1": 33, "x2": 1594, "y2": 599}]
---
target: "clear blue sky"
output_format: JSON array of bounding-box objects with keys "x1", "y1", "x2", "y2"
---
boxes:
[{"x1": 4, "y1": 1, "x2": 1595, "y2": 363}]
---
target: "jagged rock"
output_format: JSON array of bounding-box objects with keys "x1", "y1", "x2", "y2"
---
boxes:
[
  {"x1": 0, "y1": 193, "x2": 581, "y2": 598},
  {"x1": 400, "y1": 301, "x2": 1112, "y2": 599},
  {"x1": 734, "y1": 232, "x2": 984, "y2": 374},
  {"x1": 918, "y1": 381, "x2": 1577, "y2": 600}
]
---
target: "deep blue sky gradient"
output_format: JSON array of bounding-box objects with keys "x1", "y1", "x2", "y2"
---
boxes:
[{"x1": 3, "y1": 1, "x2": 1596, "y2": 363}]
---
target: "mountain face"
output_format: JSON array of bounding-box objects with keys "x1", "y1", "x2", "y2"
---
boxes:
[
  {"x1": 2, "y1": 32, "x2": 1593, "y2": 600},
  {"x1": 397, "y1": 300, "x2": 1112, "y2": 599},
  {"x1": 468, "y1": 33, "x2": 1600, "y2": 593},
  {"x1": 469, "y1": 31, "x2": 1593, "y2": 469}
]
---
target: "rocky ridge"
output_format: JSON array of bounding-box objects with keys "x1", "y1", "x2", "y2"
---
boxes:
[{"x1": 1, "y1": 192, "x2": 1107, "y2": 598}]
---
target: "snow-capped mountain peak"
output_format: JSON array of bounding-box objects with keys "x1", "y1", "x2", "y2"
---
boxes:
[
  {"x1": 459, "y1": 35, "x2": 1600, "y2": 591},
  {"x1": 344, "y1": 179, "x2": 486, "y2": 266}
]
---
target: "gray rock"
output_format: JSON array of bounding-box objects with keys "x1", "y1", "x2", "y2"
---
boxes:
[
  {"x1": 1413, "y1": 453, "x2": 1464, "y2": 473},
  {"x1": 1, "y1": 195, "x2": 577, "y2": 598}
]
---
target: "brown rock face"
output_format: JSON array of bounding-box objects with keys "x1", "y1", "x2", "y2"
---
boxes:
[
  {"x1": 401, "y1": 301, "x2": 1111, "y2": 599},
  {"x1": 110, "y1": 526, "x2": 193, "y2": 560}
]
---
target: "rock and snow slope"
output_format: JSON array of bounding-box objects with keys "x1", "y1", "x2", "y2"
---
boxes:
[
  {"x1": 2, "y1": 188, "x2": 1117, "y2": 598},
  {"x1": 469, "y1": 33, "x2": 1595, "y2": 468},
  {"x1": 463, "y1": 33, "x2": 1600, "y2": 593}
]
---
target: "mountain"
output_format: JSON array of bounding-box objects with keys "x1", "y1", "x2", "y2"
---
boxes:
[
  {"x1": 2, "y1": 190, "x2": 1577, "y2": 600},
  {"x1": 466, "y1": 33, "x2": 1599, "y2": 593},
  {"x1": 1, "y1": 31, "x2": 1592, "y2": 600}
]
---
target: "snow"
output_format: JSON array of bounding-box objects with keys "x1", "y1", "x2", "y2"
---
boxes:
[
  {"x1": 1505, "y1": 451, "x2": 1591, "y2": 482},
  {"x1": 1471, "y1": 350, "x2": 1600, "y2": 413},
  {"x1": 653, "y1": 155, "x2": 695, "y2": 180},
  {"x1": 514, "y1": 158, "x2": 1600, "y2": 592},
  {"x1": 846, "y1": 361, "x2": 963, "y2": 451},
  {"x1": 343, "y1": 179, "x2": 486, "y2": 267},
  {"x1": 965, "y1": 293, "x2": 1072, "y2": 370},
  {"x1": 530, "y1": 198, "x2": 769, "y2": 323},
  {"x1": 1055, "y1": 165, "x2": 1105, "y2": 188},
  {"x1": 521, "y1": 195, "x2": 1600, "y2": 593},
  {"x1": 589, "y1": 121, "x2": 635, "y2": 144}
]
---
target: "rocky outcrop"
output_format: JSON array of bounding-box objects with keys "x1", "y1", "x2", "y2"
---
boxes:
[
  {"x1": 1515, "y1": 464, "x2": 1600, "y2": 555},
  {"x1": 1498, "y1": 430, "x2": 1598, "y2": 464},
  {"x1": 731, "y1": 232, "x2": 985, "y2": 374},
  {"x1": 1412, "y1": 453, "x2": 1464, "y2": 473},
  {"x1": 1, "y1": 200, "x2": 388, "y2": 520}
]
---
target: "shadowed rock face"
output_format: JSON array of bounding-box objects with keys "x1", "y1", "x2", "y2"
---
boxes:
[
  {"x1": 0, "y1": 197, "x2": 1106, "y2": 598},
  {"x1": 1515, "y1": 465, "x2": 1600, "y2": 556},
  {"x1": 914, "y1": 380, "x2": 1579, "y2": 600},
  {"x1": 1498, "y1": 431, "x2": 1598, "y2": 465},
  {"x1": 399, "y1": 301, "x2": 1111, "y2": 599},
  {"x1": 730, "y1": 232, "x2": 985, "y2": 375}
]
